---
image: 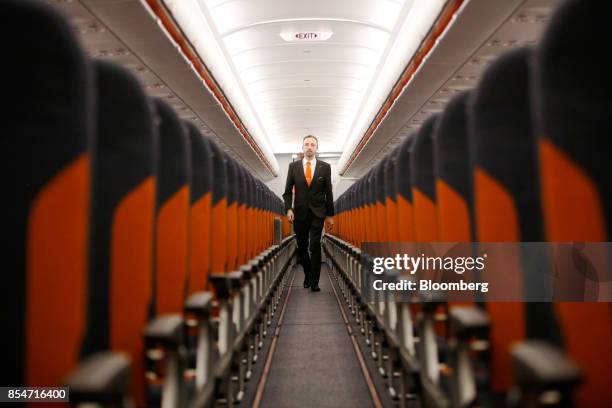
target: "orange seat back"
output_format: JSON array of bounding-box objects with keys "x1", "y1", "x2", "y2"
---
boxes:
[{"x1": 5, "y1": 0, "x2": 93, "y2": 388}]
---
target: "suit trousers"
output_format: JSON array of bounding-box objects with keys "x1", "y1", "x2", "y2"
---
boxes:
[{"x1": 294, "y1": 209, "x2": 324, "y2": 286}]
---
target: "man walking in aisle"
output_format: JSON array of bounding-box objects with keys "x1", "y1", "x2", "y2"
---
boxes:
[{"x1": 283, "y1": 135, "x2": 334, "y2": 292}]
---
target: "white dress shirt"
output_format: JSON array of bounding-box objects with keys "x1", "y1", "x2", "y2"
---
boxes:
[{"x1": 302, "y1": 157, "x2": 316, "y2": 176}]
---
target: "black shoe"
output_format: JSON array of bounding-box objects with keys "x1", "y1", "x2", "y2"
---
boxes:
[
  {"x1": 311, "y1": 286, "x2": 320, "y2": 292},
  {"x1": 303, "y1": 283, "x2": 310, "y2": 289}
]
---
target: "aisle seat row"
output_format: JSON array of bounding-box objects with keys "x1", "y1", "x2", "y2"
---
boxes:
[
  {"x1": 326, "y1": 1, "x2": 611, "y2": 407},
  {"x1": 5, "y1": 1, "x2": 295, "y2": 407}
]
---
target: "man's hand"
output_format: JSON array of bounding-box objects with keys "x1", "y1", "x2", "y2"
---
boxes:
[
  {"x1": 325, "y1": 216, "x2": 334, "y2": 228},
  {"x1": 287, "y1": 209, "x2": 294, "y2": 223}
]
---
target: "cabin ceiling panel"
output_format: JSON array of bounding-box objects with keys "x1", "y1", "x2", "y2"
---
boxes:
[
  {"x1": 163, "y1": 0, "x2": 447, "y2": 159},
  {"x1": 207, "y1": 0, "x2": 403, "y2": 34},
  {"x1": 222, "y1": 22, "x2": 390, "y2": 55},
  {"x1": 239, "y1": 61, "x2": 375, "y2": 84},
  {"x1": 233, "y1": 45, "x2": 381, "y2": 69},
  {"x1": 252, "y1": 85, "x2": 363, "y2": 101}
]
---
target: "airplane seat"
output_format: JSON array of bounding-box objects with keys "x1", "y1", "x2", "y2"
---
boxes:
[
  {"x1": 143, "y1": 99, "x2": 191, "y2": 407},
  {"x1": 185, "y1": 122, "x2": 213, "y2": 294},
  {"x1": 354, "y1": 184, "x2": 361, "y2": 244},
  {"x1": 265, "y1": 186, "x2": 273, "y2": 246},
  {"x1": 375, "y1": 159, "x2": 389, "y2": 243},
  {"x1": 433, "y1": 91, "x2": 474, "y2": 242},
  {"x1": 411, "y1": 114, "x2": 440, "y2": 242},
  {"x1": 237, "y1": 166, "x2": 247, "y2": 264},
  {"x1": 384, "y1": 148, "x2": 400, "y2": 242},
  {"x1": 347, "y1": 187, "x2": 353, "y2": 242},
  {"x1": 338, "y1": 187, "x2": 346, "y2": 241},
  {"x1": 355, "y1": 175, "x2": 365, "y2": 244},
  {"x1": 360, "y1": 180, "x2": 368, "y2": 247},
  {"x1": 245, "y1": 171, "x2": 255, "y2": 261},
  {"x1": 3, "y1": 0, "x2": 94, "y2": 388},
  {"x1": 366, "y1": 170, "x2": 378, "y2": 244},
  {"x1": 253, "y1": 179, "x2": 263, "y2": 253},
  {"x1": 269, "y1": 189, "x2": 275, "y2": 245},
  {"x1": 252, "y1": 179, "x2": 261, "y2": 254},
  {"x1": 470, "y1": 48, "x2": 542, "y2": 244},
  {"x1": 432, "y1": 90, "x2": 489, "y2": 405},
  {"x1": 341, "y1": 183, "x2": 352, "y2": 243},
  {"x1": 225, "y1": 155, "x2": 238, "y2": 271},
  {"x1": 182, "y1": 123, "x2": 215, "y2": 398},
  {"x1": 469, "y1": 47, "x2": 564, "y2": 397},
  {"x1": 80, "y1": 60, "x2": 157, "y2": 406},
  {"x1": 356, "y1": 183, "x2": 364, "y2": 247},
  {"x1": 347, "y1": 188, "x2": 353, "y2": 242},
  {"x1": 411, "y1": 113, "x2": 454, "y2": 402},
  {"x1": 534, "y1": 0, "x2": 612, "y2": 242},
  {"x1": 351, "y1": 184, "x2": 359, "y2": 245},
  {"x1": 339, "y1": 188, "x2": 346, "y2": 241},
  {"x1": 260, "y1": 181, "x2": 266, "y2": 249},
  {"x1": 335, "y1": 194, "x2": 343, "y2": 239},
  {"x1": 153, "y1": 99, "x2": 190, "y2": 316},
  {"x1": 351, "y1": 181, "x2": 359, "y2": 246},
  {"x1": 395, "y1": 135, "x2": 416, "y2": 242},
  {"x1": 333, "y1": 198, "x2": 339, "y2": 237},
  {"x1": 532, "y1": 0, "x2": 612, "y2": 406},
  {"x1": 353, "y1": 173, "x2": 363, "y2": 244},
  {"x1": 208, "y1": 140, "x2": 228, "y2": 275}
]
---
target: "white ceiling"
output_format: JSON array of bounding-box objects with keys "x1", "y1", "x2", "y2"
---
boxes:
[
  {"x1": 50, "y1": 0, "x2": 560, "y2": 182},
  {"x1": 164, "y1": 0, "x2": 447, "y2": 153}
]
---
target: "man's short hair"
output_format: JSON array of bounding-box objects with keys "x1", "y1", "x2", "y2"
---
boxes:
[{"x1": 303, "y1": 134, "x2": 318, "y2": 144}]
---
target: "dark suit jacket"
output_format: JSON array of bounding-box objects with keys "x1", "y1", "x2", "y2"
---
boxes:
[{"x1": 283, "y1": 159, "x2": 335, "y2": 221}]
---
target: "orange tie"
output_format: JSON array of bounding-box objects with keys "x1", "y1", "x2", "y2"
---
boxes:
[{"x1": 305, "y1": 161, "x2": 312, "y2": 186}]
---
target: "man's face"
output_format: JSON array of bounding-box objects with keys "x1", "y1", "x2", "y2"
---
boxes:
[{"x1": 303, "y1": 137, "x2": 318, "y2": 159}]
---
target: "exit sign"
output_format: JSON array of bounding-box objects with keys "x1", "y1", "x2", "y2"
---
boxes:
[
  {"x1": 280, "y1": 31, "x2": 333, "y2": 42},
  {"x1": 295, "y1": 32, "x2": 318, "y2": 40}
]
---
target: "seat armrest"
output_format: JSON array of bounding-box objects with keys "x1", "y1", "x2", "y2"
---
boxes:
[
  {"x1": 360, "y1": 253, "x2": 373, "y2": 271},
  {"x1": 240, "y1": 264, "x2": 254, "y2": 280},
  {"x1": 249, "y1": 258, "x2": 261, "y2": 273},
  {"x1": 418, "y1": 290, "x2": 447, "y2": 306},
  {"x1": 209, "y1": 274, "x2": 232, "y2": 299},
  {"x1": 144, "y1": 315, "x2": 183, "y2": 347},
  {"x1": 449, "y1": 307, "x2": 490, "y2": 338},
  {"x1": 65, "y1": 351, "x2": 131, "y2": 404},
  {"x1": 226, "y1": 270, "x2": 244, "y2": 290},
  {"x1": 184, "y1": 291, "x2": 213, "y2": 317},
  {"x1": 252, "y1": 256, "x2": 264, "y2": 269},
  {"x1": 511, "y1": 341, "x2": 582, "y2": 388}
]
